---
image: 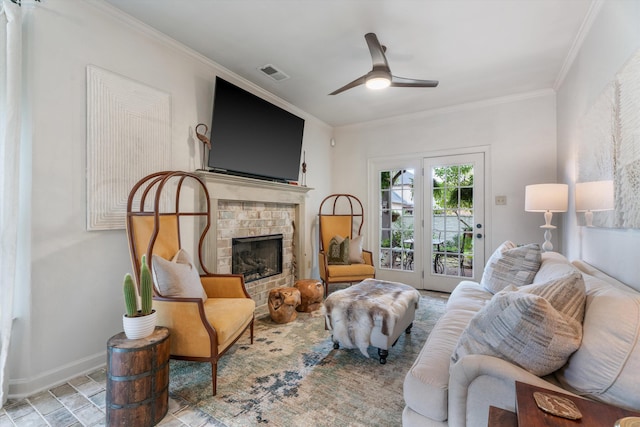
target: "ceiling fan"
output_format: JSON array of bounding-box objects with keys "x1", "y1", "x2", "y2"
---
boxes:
[{"x1": 330, "y1": 32, "x2": 439, "y2": 95}]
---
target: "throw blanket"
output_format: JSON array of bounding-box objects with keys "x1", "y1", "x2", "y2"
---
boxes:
[{"x1": 322, "y1": 279, "x2": 421, "y2": 357}]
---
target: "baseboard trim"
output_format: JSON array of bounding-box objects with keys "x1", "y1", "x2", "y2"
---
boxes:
[{"x1": 8, "y1": 351, "x2": 106, "y2": 399}]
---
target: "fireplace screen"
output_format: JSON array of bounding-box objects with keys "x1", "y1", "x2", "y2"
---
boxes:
[{"x1": 232, "y1": 234, "x2": 283, "y2": 282}]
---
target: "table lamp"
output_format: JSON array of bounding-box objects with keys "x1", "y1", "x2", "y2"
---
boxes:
[
  {"x1": 575, "y1": 180, "x2": 614, "y2": 227},
  {"x1": 525, "y1": 183, "x2": 568, "y2": 252}
]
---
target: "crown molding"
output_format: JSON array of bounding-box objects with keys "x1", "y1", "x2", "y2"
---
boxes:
[
  {"x1": 84, "y1": 0, "x2": 328, "y2": 128},
  {"x1": 553, "y1": 0, "x2": 605, "y2": 90},
  {"x1": 337, "y1": 88, "x2": 556, "y2": 131}
]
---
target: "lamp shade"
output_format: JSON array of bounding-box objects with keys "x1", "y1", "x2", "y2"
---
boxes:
[
  {"x1": 575, "y1": 180, "x2": 614, "y2": 212},
  {"x1": 525, "y1": 184, "x2": 568, "y2": 212}
]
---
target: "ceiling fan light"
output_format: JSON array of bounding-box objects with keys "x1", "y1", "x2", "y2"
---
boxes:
[
  {"x1": 365, "y1": 70, "x2": 391, "y2": 90},
  {"x1": 366, "y1": 76, "x2": 391, "y2": 90}
]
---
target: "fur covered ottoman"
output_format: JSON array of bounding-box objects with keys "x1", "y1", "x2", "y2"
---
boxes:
[{"x1": 322, "y1": 279, "x2": 420, "y2": 364}]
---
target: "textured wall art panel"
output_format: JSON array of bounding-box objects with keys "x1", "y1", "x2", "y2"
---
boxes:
[
  {"x1": 86, "y1": 65, "x2": 171, "y2": 230},
  {"x1": 576, "y1": 83, "x2": 616, "y2": 227},
  {"x1": 616, "y1": 49, "x2": 640, "y2": 229},
  {"x1": 576, "y1": 48, "x2": 640, "y2": 229}
]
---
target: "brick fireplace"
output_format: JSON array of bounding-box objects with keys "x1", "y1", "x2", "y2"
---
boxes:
[{"x1": 196, "y1": 171, "x2": 312, "y2": 317}]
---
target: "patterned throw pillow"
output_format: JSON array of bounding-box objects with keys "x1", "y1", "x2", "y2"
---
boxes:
[
  {"x1": 481, "y1": 241, "x2": 542, "y2": 294},
  {"x1": 152, "y1": 249, "x2": 208, "y2": 302},
  {"x1": 328, "y1": 235, "x2": 350, "y2": 265},
  {"x1": 452, "y1": 272, "x2": 586, "y2": 376}
]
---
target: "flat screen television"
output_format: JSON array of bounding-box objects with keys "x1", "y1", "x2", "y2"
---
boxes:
[{"x1": 207, "y1": 77, "x2": 305, "y2": 182}]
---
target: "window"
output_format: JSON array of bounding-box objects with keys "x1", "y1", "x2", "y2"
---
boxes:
[{"x1": 379, "y1": 169, "x2": 414, "y2": 271}]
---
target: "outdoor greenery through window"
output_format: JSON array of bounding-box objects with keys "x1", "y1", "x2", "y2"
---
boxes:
[
  {"x1": 432, "y1": 164, "x2": 474, "y2": 277},
  {"x1": 380, "y1": 169, "x2": 414, "y2": 271}
]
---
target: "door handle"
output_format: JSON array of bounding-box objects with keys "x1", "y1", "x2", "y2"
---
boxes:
[{"x1": 476, "y1": 233, "x2": 483, "y2": 239}]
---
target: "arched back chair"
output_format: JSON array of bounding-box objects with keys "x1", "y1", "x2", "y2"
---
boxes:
[
  {"x1": 318, "y1": 194, "x2": 376, "y2": 296},
  {"x1": 126, "y1": 171, "x2": 255, "y2": 396}
]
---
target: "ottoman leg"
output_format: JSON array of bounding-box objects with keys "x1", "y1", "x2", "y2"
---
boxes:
[
  {"x1": 378, "y1": 348, "x2": 388, "y2": 364},
  {"x1": 405, "y1": 322, "x2": 414, "y2": 334}
]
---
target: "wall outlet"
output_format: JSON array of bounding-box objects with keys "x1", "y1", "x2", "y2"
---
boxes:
[{"x1": 495, "y1": 195, "x2": 507, "y2": 205}]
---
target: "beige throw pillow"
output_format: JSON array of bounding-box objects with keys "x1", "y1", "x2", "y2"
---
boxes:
[
  {"x1": 481, "y1": 241, "x2": 542, "y2": 294},
  {"x1": 349, "y1": 235, "x2": 365, "y2": 264},
  {"x1": 328, "y1": 235, "x2": 350, "y2": 265},
  {"x1": 452, "y1": 272, "x2": 586, "y2": 376},
  {"x1": 152, "y1": 249, "x2": 207, "y2": 302}
]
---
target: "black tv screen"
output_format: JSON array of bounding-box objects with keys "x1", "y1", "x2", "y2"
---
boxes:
[{"x1": 207, "y1": 77, "x2": 305, "y2": 182}]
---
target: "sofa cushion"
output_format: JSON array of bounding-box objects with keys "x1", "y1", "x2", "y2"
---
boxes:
[
  {"x1": 533, "y1": 252, "x2": 576, "y2": 284},
  {"x1": 452, "y1": 272, "x2": 585, "y2": 376},
  {"x1": 446, "y1": 281, "x2": 493, "y2": 312},
  {"x1": 404, "y1": 308, "x2": 479, "y2": 421},
  {"x1": 556, "y1": 272, "x2": 640, "y2": 411},
  {"x1": 481, "y1": 241, "x2": 541, "y2": 294},
  {"x1": 152, "y1": 249, "x2": 207, "y2": 302}
]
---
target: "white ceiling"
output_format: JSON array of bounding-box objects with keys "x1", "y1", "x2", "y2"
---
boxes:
[{"x1": 101, "y1": 0, "x2": 595, "y2": 127}]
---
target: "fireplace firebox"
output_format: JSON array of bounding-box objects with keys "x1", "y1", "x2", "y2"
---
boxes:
[{"x1": 232, "y1": 234, "x2": 283, "y2": 282}]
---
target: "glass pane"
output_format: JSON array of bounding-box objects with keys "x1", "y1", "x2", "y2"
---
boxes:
[
  {"x1": 380, "y1": 249, "x2": 391, "y2": 268},
  {"x1": 379, "y1": 168, "x2": 415, "y2": 271},
  {"x1": 431, "y1": 162, "x2": 474, "y2": 277}
]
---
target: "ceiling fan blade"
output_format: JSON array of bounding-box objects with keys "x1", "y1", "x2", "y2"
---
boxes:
[
  {"x1": 390, "y1": 75, "x2": 439, "y2": 88},
  {"x1": 329, "y1": 75, "x2": 367, "y2": 95},
  {"x1": 364, "y1": 33, "x2": 390, "y2": 71}
]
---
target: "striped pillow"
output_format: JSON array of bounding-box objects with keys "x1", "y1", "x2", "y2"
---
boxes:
[
  {"x1": 481, "y1": 241, "x2": 541, "y2": 294},
  {"x1": 452, "y1": 272, "x2": 586, "y2": 376}
]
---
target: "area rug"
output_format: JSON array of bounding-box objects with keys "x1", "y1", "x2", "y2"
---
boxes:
[{"x1": 169, "y1": 293, "x2": 448, "y2": 427}]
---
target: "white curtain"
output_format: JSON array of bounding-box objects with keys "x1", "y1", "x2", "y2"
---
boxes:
[{"x1": 0, "y1": 0, "x2": 22, "y2": 406}]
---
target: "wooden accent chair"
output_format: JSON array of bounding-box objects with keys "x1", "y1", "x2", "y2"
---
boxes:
[
  {"x1": 318, "y1": 194, "x2": 376, "y2": 296},
  {"x1": 126, "y1": 171, "x2": 255, "y2": 396}
]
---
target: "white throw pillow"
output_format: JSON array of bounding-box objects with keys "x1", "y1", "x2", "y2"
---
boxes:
[
  {"x1": 452, "y1": 272, "x2": 585, "y2": 376},
  {"x1": 152, "y1": 249, "x2": 207, "y2": 302},
  {"x1": 481, "y1": 241, "x2": 542, "y2": 294},
  {"x1": 349, "y1": 235, "x2": 365, "y2": 264}
]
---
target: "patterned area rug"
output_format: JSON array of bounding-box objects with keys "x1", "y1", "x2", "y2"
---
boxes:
[{"x1": 169, "y1": 293, "x2": 447, "y2": 427}]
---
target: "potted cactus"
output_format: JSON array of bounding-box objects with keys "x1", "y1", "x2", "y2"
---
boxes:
[{"x1": 122, "y1": 255, "x2": 157, "y2": 339}]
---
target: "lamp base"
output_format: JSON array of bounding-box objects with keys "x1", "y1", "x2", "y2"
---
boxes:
[
  {"x1": 584, "y1": 210, "x2": 594, "y2": 227},
  {"x1": 540, "y1": 225, "x2": 555, "y2": 252}
]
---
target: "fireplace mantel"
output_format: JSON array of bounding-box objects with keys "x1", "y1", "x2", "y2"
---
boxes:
[
  {"x1": 195, "y1": 170, "x2": 312, "y2": 204},
  {"x1": 195, "y1": 171, "x2": 313, "y2": 280}
]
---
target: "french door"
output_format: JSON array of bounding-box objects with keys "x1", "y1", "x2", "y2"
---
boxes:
[
  {"x1": 423, "y1": 153, "x2": 485, "y2": 292},
  {"x1": 374, "y1": 158, "x2": 422, "y2": 288}
]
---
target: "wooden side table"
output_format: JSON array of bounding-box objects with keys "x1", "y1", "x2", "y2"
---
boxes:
[
  {"x1": 106, "y1": 327, "x2": 170, "y2": 427},
  {"x1": 488, "y1": 406, "x2": 518, "y2": 427},
  {"x1": 515, "y1": 381, "x2": 640, "y2": 426}
]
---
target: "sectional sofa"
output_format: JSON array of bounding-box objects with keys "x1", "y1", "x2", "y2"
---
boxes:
[{"x1": 402, "y1": 244, "x2": 640, "y2": 426}]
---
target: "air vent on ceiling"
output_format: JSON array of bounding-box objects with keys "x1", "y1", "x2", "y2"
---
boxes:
[{"x1": 258, "y1": 64, "x2": 290, "y2": 82}]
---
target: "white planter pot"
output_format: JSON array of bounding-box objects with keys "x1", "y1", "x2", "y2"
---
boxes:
[{"x1": 122, "y1": 310, "x2": 157, "y2": 340}]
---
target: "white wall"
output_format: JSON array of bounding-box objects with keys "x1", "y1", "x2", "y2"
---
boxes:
[
  {"x1": 557, "y1": 0, "x2": 640, "y2": 290},
  {"x1": 9, "y1": 0, "x2": 332, "y2": 397},
  {"x1": 332, "y1": 91, "x2": 559, "y2": 257}
]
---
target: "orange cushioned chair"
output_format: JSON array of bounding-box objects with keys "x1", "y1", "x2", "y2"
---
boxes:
[
  {"x1": 126, "y1": 171, "x2": 255, "y2": 396},
  {"x1": 318, "y1": 194, "x2": 376, "y2": 296}
]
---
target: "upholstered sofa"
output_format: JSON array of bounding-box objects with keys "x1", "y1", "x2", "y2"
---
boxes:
[{"x1": 402, "y1": 248, "x2": 640, "y2": 426}]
